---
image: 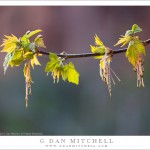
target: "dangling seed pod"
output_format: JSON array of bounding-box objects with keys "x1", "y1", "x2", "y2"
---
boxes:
[{"x1": 135, "y1": 55, "x2": 144, "y2": 87}]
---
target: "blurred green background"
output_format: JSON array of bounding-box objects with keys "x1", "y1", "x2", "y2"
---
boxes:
[{"x1": 0, "y1": 6, "x2": 150, "y2": 135}]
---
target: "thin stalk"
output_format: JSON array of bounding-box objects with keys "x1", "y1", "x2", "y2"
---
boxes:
[{"x1": 38, "y1": 39, "x2": 150, "y2": 59}]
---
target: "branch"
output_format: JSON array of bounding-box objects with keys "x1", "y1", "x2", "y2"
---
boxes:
[{"x1": 38, "y1": 39, "x2": 150, "y2": 59}]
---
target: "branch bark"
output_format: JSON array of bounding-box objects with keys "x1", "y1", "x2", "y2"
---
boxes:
[{"x1": 38, "y1": 39, "x2": 150, "y2": 59}]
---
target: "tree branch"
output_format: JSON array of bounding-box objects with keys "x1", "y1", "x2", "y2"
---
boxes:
[{"x1": 38, "y1": 39, "x2": 150, "y2": 59}]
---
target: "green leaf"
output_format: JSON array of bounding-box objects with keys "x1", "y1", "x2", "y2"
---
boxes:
[
  {"x1": 132, "y1": 24, "x2": 142, "y2": 34},
  {"x1": 21, "y1": 43, "x2": 36, "y2": 54},
  {"x1": 95, "y1": 34, "x2": 104, "y2": 46},
  {"x1": 126, "y1": 40, "x2": 145, "y2": 67},
  {"x1": 31, "y1": 55, "x2": 41, "y2": 69},
  {"x1": 21, "y1": 30, "x2": 42, "y2": 46},
  {"x1": 90, "y1": 45, "x2": 105, "y2": 59},
  {"x1": 1, "y1": 34, "x2": 18, "y2": 53},
  {"x1": 45, "y1": 53, "x2": 63, "y2": 83},
  {"x1": 125, "y1": 30, "x2": 133, "y2": 36},
  {"x1": 115, "y1": 24, "x2": 142, "y2": 48},
  {"x1": 125, "y1": 24, "x2": 142, "y2": 36},
  {"x1": 91, "y1": 35, "x2": 107, "y2": 59},
  {"x1": 125, "y1": 38, "x2": 145, "y2": 88},
  {"x1": 90, "y1": 45, "x2": 105, "y2": 54},
  {"x1": 28, "y1": 43, "x2": 36, "y2": 52},
  {"x1": 45, "y1": 61, "x2": 60, "y2": 73},
  {"x1": 61, "y1": 68, "x2": 67, "y2": 81},
  {"x1": 45, "y1": 53, "x2": 60, "y2": 73},
  {"x1": 9, "y1": 50, "x2": 24, "y2": 67},
  {"x1": 64, "y1": 62, "x2": 79, "y2": 85},
  {"x1": 49, "y1": 52, "x2": 58, "y2": 61},
  {"x1": 21, "y1": 31, "x2": 30, "y2": 44},
  {"x1": 23, "y1": 52, "x2": 34, "y2": 59},
  {"x1": 114, "y1": 35, "x2": 132, "y2": 47},
  {"x1": 45, "y1": 53, "x2": 79, "y2": 85},
  {"x1": 21, "y1": 43, "x2": 30, "y2": 51},
  {"x1": 3, "y1": 52, "x2": 14, "y2": 74},
  {"x1": 135, "y1": 40, "x2": 145, "y2": 55},
  {"x1": 34, "y1": 35, "x2": 46, "y2": 48},
  {"x1": 27, "y1": 30, "x2": 42, "y2": 39},
  {"x1": 3, "y1": 50, "x2": 24, "y2": 74}
]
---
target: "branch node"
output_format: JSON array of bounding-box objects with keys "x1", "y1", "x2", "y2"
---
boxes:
[{"x1": 60, "y1": 51, "x2": 68, "y2": 60}]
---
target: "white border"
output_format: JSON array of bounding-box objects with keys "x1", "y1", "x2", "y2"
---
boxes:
[
  {"x1": 0, "y1": 1, "x2": 149, "y2": 6},
  {"x1": 0, "y1": 136, "x2": 150, "y2": 149}
]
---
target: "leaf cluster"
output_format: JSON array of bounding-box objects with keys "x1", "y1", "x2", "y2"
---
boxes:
[
  {"x1": 90, "y1": 34, "x2": 106, "y2": 59},
  {"x1": 45, "y1": 53, "x2": 79, "y2": 85},
  {"x1": 1, "y1": 30, "x2": 46, "y2": 108},
  {"x1": 91, "y1": 35, "x2": 120, "y2": 96},
  {"x1": 1, "y1": 30, "x2": 45, "y2": 74},
  {"x1": 115, "y1": 24, "x2": 145, "y2": 87}
]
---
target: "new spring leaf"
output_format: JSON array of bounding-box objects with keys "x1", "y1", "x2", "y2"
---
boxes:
[
  {"x1": 126, "y1": 39, "x2": 145, "y2": 67},
  {"x1": 91, "y1": 35, "x2": 120, "y2": 96},
  {"x1": 0, "y1": 34, "x2": 19, "y2": 53},
  {"x1": 45, "y1": 53, "x2": 79, "y2": 85},
  {"x1": 115, "y1": 24, "x2": 145, "y2": 87},
  {"x1": 63, "y1": 62, "x2": 79, "y2": 85},
  {"x1": 90, "y1": 34, "x2": 106, "y2": 59}
]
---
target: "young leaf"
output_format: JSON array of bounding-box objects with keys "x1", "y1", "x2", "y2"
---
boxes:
[
  {"x1": 124, "y1": 24, "x2": 142, "y2": 36},
  {"x1": 45, "y1": 61, "x2": 59, "y2": 73},
  {"x1": 21, "y1": 30, "x2": 42, "y2": 46},
  {"x1": 125, "y1": 30, "x2": 133, "y2": 36},
  {"x1": 23, "y1": 51, "x2": 34, "y2": 59},
  {"x1": 49, "y1": 52, "x2": 59, "y2": 61},
  {"x1": 126, "y1": 39, "x2": 145, "y2": 88},
  {"x1": 91, "y1": 35, "x2": 107, "y2": 59},
  {"x1": 9, "y1": 50, "x2": 24, "y2": 67},
  {"x1": 26, "y1": 30, "x2": 42, "y2": 39},
  {"x1": 132, "y1": 24, "x2": 142, "y2": 34},
  {"x1": 3, "y1": 50, "x2": 24, "y2": 74},
  {"x1": 3, "y1": 52, "x2": 14, "y2": 74},
  {"x1": 126, "y1": 40, "x2": 145, "y2": 67},
  {"x1": 95, "y1": 34, "x2": 104, "y2": 46},
  {"x1": 45, "y1": 53, "x2": 63, "y2": 83},
  {"x1": 31, "y1": 54, "x2": 41, "y2": 69},
  {"x1": 45, "y1": 53, "x2": 79, "y2": 85},
  {"x1": 28, "y1": 43, "x2": 36, "y2": 52},
  {"x1": 114, "y1": 35, "x2": 132, "y2": 47},
  {"x1": 45, "y1": 53, "x2": 60, "y2": 73},
  {"x1": 21, "y1": 43, "x2": 36, "y2": 54},
  {"x1": 21, "y1": 31, "x2": 30, "y2": 44},
  {"x1": 34, "y1": 35, "x2": 46, "y2": 48},
  {"x1": 1, "y1": 34, "x2": 19, "y2": 53},
  {"x1": 64, "y1": 62, "x2": 79, "y2": 85},
  {"x1": 115, "y1": 24, "x2": 142, "y2": 47},
  {"x1": 90, "y1": 45, "x2": 105, "y2": 59}
]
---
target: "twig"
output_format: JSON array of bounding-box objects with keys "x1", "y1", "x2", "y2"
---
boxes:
[{"x1": 38, "y1": 39, "x2": 150, "y2": 59}]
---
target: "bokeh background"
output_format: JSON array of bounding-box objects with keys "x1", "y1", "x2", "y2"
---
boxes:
[{"x1": 0, "y1": 6, "x2": 150, "y2": 135}]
